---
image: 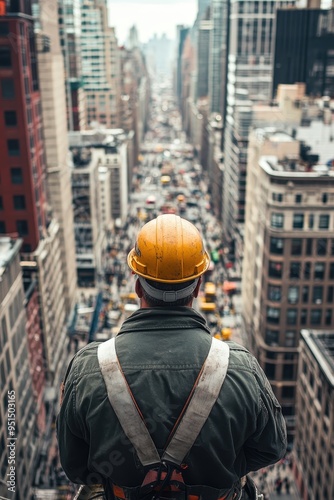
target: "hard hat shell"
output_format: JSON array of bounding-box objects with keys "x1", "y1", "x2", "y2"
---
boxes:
[{"x1": 127, "y1": 214, "x2": 210, "y2": 284}]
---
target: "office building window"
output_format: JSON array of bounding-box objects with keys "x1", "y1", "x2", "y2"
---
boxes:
[
  {"x1": 268, "y1": 285, "x2": 281, "y2": 301},
  {"x1": 270, "y1": 237, "x2": 284, "y2": 254},
  {"x1": 325, "y1": 309, "x2": 332, "y2": 326},
  {"x1": 322, "y1": 193, "x2": 328, "y2": 204},
  {"x1": 293, "y1": 214, "x2": 304, "y2": 229},
  {"x1": 327, "y1": 286, "x2": 334, "y2": 302},
  {"x1": 304, "y1": 262, "x2": 311, "y2": 279},
  {"x1": 282, "y1": 386, "x2": 295, "y2": 398},
  {"x1": 13, "y1": 195, "x2": 26, "y2": 210},
  {"x1": 0, "y1": 221, "x2": 6, "y2": 233},
  {"x1": 1, "y1": 79, "x2": 15, "y2": 98},
  {"x1": 308, "y1": 214, "x2": 314, "y2": 229},
  {"x1": 313, "y1": 286, "x2": 323, "y2": 304},
  {"x1": 10, "y1": 168, "x2": 23, "y2": 184},
  {"x1": 287, "y1": 309, "x2": 297, "y2": 325},
  {"x1": 319, "y1": 215, "x2": 330, "y2": 230},
  {"x1": 7, "y1": 139, "x2": 20, "y2": 156},
  {"x1": 0, "y1": 22, "x2": 9, "y2": 35},
  {"x1": 290, "y1": 262, "x2": 301, "y2": 279},
  {"x1": 269, "y1": 261, "x2": 283, "y2": 278},
  {"x1": 330, "y1": 263, "x2": 334, "y2": 279},
  {"x1": 310, "y1": 310, "x2": 322, "y2": 325},
  {"x1": 265, "y1": 363, "x2": 275, "y2": 379},
  {"x1": 16, "y1": 220, "x2": 28, "y2": 235},
  {"x1": 295, "y1": 194, "x2": 302, "y2": 203},
  {"x1": 266, "y1": 307, "x2": 280, "y2": 324},
  {"x1": 0, "y1": 46, "x2": 11, "y2": 67},
  {"x1": 4, "y1": 110, "x2": 17, "y2": 127},
  {"x1": 271, "y1": 213, "x2": 284, "y2": 228},
  {"x1": 265, "y1": 329, "x2": 279, "y2": 346},
  {"x1": 306, "y1": 239, "x2": 313, "y2": 256},
  {"x1": 283, "y1": 364, "x2": 294, "y2": 381},
  {"x1": 288, "y1": 286, "x2": 299, "y2": 304},
  {"x1": 302, "y1": 286, "x2": 309, "y2": 303},
  {"x1": 314, "y1": 263, "x2": 325, "y2": 280},
  {"x1": 291, "y1": 239, "x2": 302, "y2": 255},
  {"x1": 300, "y1": 309, "x2": 307, "y2": 325},
  {"x1": 317, "y1": 239, "x2": 327, "y2": 255},
  {"x1": 285, "y1": 331, "x2": 296, "y2": 348}
]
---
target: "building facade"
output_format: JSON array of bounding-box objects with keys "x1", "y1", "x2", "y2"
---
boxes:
[
  {"x1": 242, "y1": 127, "x2": 334, "y2": 440},
  {"x1": 294, "y1": 329, "x2": 334, "y2": 499},
  {"x1": 0, "y1": 238, "x2": 37, "y2": 499}
]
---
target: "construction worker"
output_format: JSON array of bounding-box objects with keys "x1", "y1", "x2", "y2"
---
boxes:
[{"x1": 57, "y1": 215, "x2": 287, "y2": 500}]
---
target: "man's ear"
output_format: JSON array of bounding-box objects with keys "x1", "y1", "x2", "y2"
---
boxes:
[
  {"x1": 135, "y1": 278, "x2": 143, "y2": 298},
  {"x1": 193, "y1": 277, "x2": 202, "y2": 298}
]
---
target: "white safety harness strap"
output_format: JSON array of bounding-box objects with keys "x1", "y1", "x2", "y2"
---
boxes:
[{"x1": 97, "y1": 337, "x2": 230, "y2": 467}]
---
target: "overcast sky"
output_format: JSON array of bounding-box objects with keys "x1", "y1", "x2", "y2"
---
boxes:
[{"x1": 108, "y1": 0, "x2": 198, "y2": 44}]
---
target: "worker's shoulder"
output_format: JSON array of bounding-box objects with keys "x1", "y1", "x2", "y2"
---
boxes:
[
  {"x1": 226, "y1": 340, "x2": 258, "y2": 371},
  {"x1": 70, "y1": 341, "x2": 101, "y2": 375}
]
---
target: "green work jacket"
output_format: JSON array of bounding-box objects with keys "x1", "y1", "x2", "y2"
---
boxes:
[{"x1": 57, "y1": 307, "x2": 287, "y2": 491}]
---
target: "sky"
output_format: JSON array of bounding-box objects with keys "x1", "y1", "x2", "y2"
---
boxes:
[{"x1": 108, "y1": 0, "x2": 198, "y2": 45}]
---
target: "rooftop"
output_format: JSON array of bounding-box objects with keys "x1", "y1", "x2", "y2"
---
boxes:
[
  {"x1": 301, "y1": 330, "x2": 334, "y2": 387},
  {"x1": 0, "y1": 237, "x2": 22, "y2": 280}
]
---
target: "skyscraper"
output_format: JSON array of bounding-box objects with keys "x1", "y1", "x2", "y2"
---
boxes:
[{"x1": 81, "y1": 0, "x2": 120, "y2": 128}]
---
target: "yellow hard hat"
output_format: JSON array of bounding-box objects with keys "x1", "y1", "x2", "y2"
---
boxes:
[{"x1": 127, "y1": 214, "x2": 210, "y2": 283}]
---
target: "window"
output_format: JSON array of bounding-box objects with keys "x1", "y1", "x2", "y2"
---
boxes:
[
  {"x1": 290, "y1": 262, "x2": 301, "y2": 279},
  {"x1": 283, "y1": 364, "x2": 294, "y2": 381},
  {"x1": 4, "y1": 111, "x2": 17, "y2": 126},
  {"x1": 265, "y1": 363, "x2": 275, "y2": 379},
  {"x1": 10, "y1": 168, "x2": 23, "y2": 184},
  {"x1": 287, "y1": 309, "x2": 297, "y2": 325},
  {"x1": 304, "y1": 262, "x2": 311, "y2": 279},
  {"x1": 13, "y1": 195, "x2": 25, "y2": 210},
  {"x1": 302, "y1": 286, "x2": 309, "y2": 303},
  {"x1": 282, "y1": 386, "x2": 295, "y2": 398},
  {"x1": 270, "y1": 237, "x2": 284, "y2": 254},
  {"x1": 265, "y1": 329, "x2": 279, "y2": 346},
  {"x1": 310, "y1": 310, "x2": 322, "y2": 325},
  {"x1": 325, "y1": 309, "x2": 332, "y2": 326},
  {"x1": 317, "y1": 239, "x2": 327, "y2": 255},
  {"x1": 0, "y1": 221, "x2": 6, "y2": 233},
  {"x1": 288, "y1": 286, "x2": 299, "y2": 304},
  {"x1": 295, "y1": 194, "x2": 302, "y2": 203},
  {"x1": 313, "y1": 286, "x2": 323, "y2": 304},
  {"x1": 319, "y1": 215, "x2": 330, "y2": 230},
  {"x1": 272, "y1": 193, "x2": 283, "y2": 202},
  {"x1": 314, "y1": 263, "x2": 325, "y2": 280},
  {"x1": 327, "y1": 286, "x2": 334, "y2": 302},
  {"x1": 308, "y1": 214, "x2": 314, "y2": 229},
  {"x1": 271, "y1": 213, "x2": 284, "y2": 228},
  {"x1": 306, "y1": 239, "x2": 313, "y2": 256},
  {"x1": 293, "y1": 214, "x2": 304, "y2": 229},
  {"x1": 285, "y1": 331, "x2": 296, "y2": 348},
  {"x1": 7, "y1": 139, "x2": 20, "y2": 156},
  {"x1": 269, "y1": 261, "x2": 283, "y2": 278},
  {"x1": 291, "y1": 239, "x2": 302, "y2": 255},
  {"x1": 322, "y1": 193, "x2": 328, "y2": 204},
  {"x1": 330, "y1": 263, "x2": 334, "y2": 279},
  {"x1": 1, "y1": 79, "x2": 15, "y2": 98},
  {"x1": 16, "y1": 220, "x2": 28, "y2": 235},
  {"x1": 266, "y1": 307, "x2": 280, "y2": 324},
  {"x1": 300, "y1": 309, "x2": 307, "y2": 325},
  {"x1": 0, "y1": 22, "x2": 9, "y2": 36},
  {"x1": 0, "y1": 46, "x2": 11, "y2": 67},
  {"x1": 268, "y1": 285, "x2": 281, "y2": 301}
]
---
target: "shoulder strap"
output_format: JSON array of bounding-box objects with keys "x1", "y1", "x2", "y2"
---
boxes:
[{"x1": 97, "y1": 337, "x2": 230, "y2": 467}]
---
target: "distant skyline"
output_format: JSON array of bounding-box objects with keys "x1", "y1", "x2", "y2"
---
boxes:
[{"x1": 108, "y1": 0, "x2": 198, "y2": 44}]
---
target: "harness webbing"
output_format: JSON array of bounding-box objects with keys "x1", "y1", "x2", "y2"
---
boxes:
[{"x1": 97, "y1": 337, "x2": 230, "y2": 467}]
